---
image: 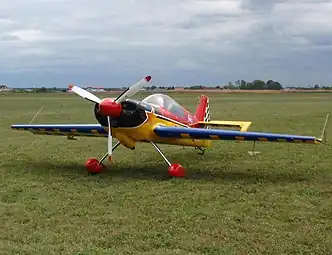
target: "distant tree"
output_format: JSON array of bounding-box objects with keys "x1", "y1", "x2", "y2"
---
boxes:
[
  {"x1": 266, "y1": 80, "x2": 283, "y2": 90},
  {"x1": 251, "y1": 80, "x2": 265, "y2": 90},
  {"x1": 189, "y1": 85, "x2": 205, "y2": 89},
  {"x1": 35, "y1": 87, "x2": 48, "y2": 93},
  {"x1": 266, "y1": 80, "x2": 273, "y2": 88},
  {"x1": 239, "y1": 80, "x2": 247, "y2": 90}
]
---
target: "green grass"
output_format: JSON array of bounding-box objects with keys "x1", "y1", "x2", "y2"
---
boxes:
[{"x1": 1, "y1": 92, "x2": 332, "y2": 255}]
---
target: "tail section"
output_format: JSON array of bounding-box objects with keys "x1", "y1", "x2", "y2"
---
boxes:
[{"x1": 195, "y1": 95, "x2": 210, "y2": 128}]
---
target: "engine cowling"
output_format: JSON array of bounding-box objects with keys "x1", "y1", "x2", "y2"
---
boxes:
[{"x1": 99, "y1": 98, "x2": 122, "y2": 117}]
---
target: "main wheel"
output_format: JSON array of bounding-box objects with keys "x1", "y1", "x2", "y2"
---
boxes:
[
  {"x1": 168, "y1": 163, "x2": 186, "y2": 178},
  {"x1": 85, "y1": 158, "x2": 106, "y2": 174}
]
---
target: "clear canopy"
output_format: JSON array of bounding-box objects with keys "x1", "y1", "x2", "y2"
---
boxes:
[{"x1": 142, "y1": 93, "x2": 186, "y2": 117}]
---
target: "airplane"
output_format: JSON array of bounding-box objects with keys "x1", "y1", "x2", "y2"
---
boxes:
[{"x1": 11, "y1": 75, "x2": 329, "y2": 178}]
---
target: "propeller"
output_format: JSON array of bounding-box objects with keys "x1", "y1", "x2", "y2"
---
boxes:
[
  {"x1": 68, "y1": 75, "x2": 152, "y2": 162},
  {"x1": 114, "y1": 75, "x2": 151, "y2": 103},
  {"x1": 68, "y1": 84, "x2": 101, "y2": 104}
]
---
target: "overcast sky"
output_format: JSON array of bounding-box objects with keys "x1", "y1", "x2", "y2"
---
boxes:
[{"x1": 0, "y1": 0, "x2": 331, "y2": 88}]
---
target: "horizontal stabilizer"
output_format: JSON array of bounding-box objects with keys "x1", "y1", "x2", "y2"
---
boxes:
[
  {"x1": 195, "y1": 120, "x2": 252, "y2": 132},
  {"x1": 154, "y1": 126, "x2": 323, "y2": 144}
]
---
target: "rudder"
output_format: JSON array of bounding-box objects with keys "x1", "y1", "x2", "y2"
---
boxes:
[{"x1": 195, "y1": 95, "x2": 210, "y2": 127}]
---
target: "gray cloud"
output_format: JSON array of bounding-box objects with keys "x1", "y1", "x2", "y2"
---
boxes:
[{"x1": 0, "y1": 0, "x2": 331, "y2": 87}]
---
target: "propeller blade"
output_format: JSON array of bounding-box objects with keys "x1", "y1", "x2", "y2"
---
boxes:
[
  {"x1": 107, "y1": 116, "x2": 112, "y2": 162},
  {"x1": 115, "y1": 76, "x2": 151, "y2": 103},
  {"x1": 68, "y1": 84, "x2": 101, "y2": 104}
]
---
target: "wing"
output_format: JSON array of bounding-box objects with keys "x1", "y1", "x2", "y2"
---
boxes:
[
  {"x1": 11, "y1": 124, "x2": 108, "y2": 138},
  {"x1": 195, "y1": 120, "x2": 252, "y2": 132},
  {"x1": 154, "y1": 125, "x2": 323, "y2": 144}
]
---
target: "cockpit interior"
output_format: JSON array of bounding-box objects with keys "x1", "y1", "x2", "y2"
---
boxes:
[{"x1": 142, "y1": 94, "x2": 186, "y2": 118}]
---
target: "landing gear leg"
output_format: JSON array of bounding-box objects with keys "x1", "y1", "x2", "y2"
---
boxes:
[
  {"x1": 85, "y1": 141, "x2": 121, "y2": 174},
  {"x1": 150, "y1": 141, "x2": 186, "y2": 178},
  {"x1": 195, "y1": 146, "x2": 205, "y2": 155}
]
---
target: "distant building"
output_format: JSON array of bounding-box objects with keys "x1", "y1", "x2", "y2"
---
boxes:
[
  {"x1": 85, "y1": 86, "x2": 105, "y2": 92},
  {"x1": 67, "y1": 85, "x2": 106, "y2": 92}
]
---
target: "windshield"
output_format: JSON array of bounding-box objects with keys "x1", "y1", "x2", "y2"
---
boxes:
[{"x1": 142, "y1": 93, "x2": 186, "y2": 117}]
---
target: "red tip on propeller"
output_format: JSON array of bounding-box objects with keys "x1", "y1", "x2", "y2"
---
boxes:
[{"x1": 145, "y1": 76, "x2": 151, "y2": 82}]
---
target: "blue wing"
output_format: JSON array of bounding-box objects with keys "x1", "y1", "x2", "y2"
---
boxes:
[
  {"x1": 11, "y1": 124, "x2": 108, "y2": 137},
  {"x1": 154, "y1": 126, "x2": 323, "y2": 144}
]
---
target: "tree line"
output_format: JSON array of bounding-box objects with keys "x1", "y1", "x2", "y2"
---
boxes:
[
  {"x1": 227, "y1": 80, "x2": 283, "y2": 90},
  {"x1": 4, "y1": 79, "x2": 332, "y2": 92},
  {"x1": 186, "y1": 80, "x2": 283, "y2": 90}
]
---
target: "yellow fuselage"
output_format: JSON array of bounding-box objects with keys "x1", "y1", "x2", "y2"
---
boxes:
[{"x1": 111, "y1": 111, "x2": 212, "y2": 149}]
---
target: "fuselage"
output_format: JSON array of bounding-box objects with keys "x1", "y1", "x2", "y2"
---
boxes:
[{"x1": 93, "y1": 95, "x2": 211, "y2": 149}]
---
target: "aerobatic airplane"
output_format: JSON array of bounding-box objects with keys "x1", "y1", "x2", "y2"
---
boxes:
[{"x1": 11, "y1": 76, "x2": 328, "y2": 177}]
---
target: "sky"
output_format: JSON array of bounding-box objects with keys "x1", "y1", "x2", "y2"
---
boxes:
[{"x1": 0, "y1": 0, "x2": 331, "y2": 88}]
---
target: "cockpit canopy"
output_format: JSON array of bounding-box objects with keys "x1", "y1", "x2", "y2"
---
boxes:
[{"x1": 142, "y1": 93, "x2": 187, "y2": 118}]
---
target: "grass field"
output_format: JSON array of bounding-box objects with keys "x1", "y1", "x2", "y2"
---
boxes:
[{"x1": 1, "y1": 92, "x2": 332, "y2": 254}]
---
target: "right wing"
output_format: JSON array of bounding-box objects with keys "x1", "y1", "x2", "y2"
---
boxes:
[{"x1": 11, "y1": 124, "x2": 108, "y2": 138}]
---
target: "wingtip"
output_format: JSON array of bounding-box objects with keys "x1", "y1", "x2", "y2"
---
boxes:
[
  {"x1": 68, "y1": 84, "x2": 74, "y2": 90},
  {"x1": 317, "y1": 137, "x2": 327, "y2": 144},
  {"x1": 145, "y1": 76, "x2": 152, "y2": 82},
  {"x1": 316, "y1": 138, "x2": 325, "y2": 144}
]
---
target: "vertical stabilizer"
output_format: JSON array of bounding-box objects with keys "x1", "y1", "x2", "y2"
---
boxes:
[{"x1": 195, "y1": 95, "x2": 210, "y2": 128}]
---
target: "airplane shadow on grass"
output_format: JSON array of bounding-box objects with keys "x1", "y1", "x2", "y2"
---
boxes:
[{"x1": 5, "y1": 155, "x2": 313, "y2": 184}]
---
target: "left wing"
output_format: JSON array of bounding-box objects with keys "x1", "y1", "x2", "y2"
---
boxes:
[
  {"x1": 154, "y1": 125, "x2": 323, "y2": 144},
  {"x1": 11, "y1": 124, "x2": 108, "y2": 138}
]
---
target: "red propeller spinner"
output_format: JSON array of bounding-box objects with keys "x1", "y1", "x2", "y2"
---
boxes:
[{"x1": 98, "y1": 98, "x2": 122, "y2": 117}]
